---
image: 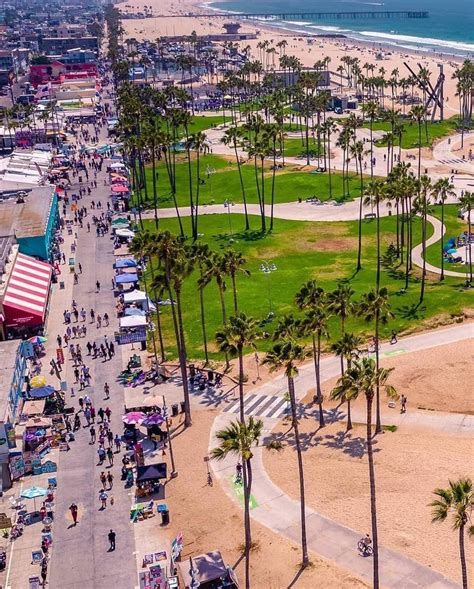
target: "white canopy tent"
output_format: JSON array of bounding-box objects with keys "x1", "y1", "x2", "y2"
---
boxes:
[{"x1": 119, "y1": 315, "x2": 147, "y2": 329}]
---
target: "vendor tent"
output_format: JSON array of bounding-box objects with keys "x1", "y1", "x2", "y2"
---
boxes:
[
  {"x1": 178, "y1": 551, "x2": 236, "y2": 588},
  {"x1": 119, "y1": 315, "x2": 147, "y2": 328},
  {"x1": 112, "y1": 217, "x2": 129, "y2": 226},
  {"x1": 22, "y1": 400, "x2": 46, "y2": 416},
  {"x1": 136, "y1": 463, "x2": 167, "y2": 482},
  {"x1": 114, "y1": 258, "x2": 137, "y2": 269},
  {"x1": 123, "y1": 289, "x2": 156, "y2": 312},
  {"x1": 124, "y1": 308, "x2": 146, "y2": 317},
  {"x1": 115, "y1": 273, "x2": 139, "y2": 285},
  {"x1": 110, "y1": 162, "x2": 126, "y2": 170},
  {"x1": 115, "y1": 229, "x2": 135, "y2": 239}
]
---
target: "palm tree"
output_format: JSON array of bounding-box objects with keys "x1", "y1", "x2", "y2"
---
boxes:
[
  {"x1": 264, "y1": 339, "x2": 310, "y2": 568},
  {"x1": 222, "y1": 127, "x2": 250, "y2": 230},
  {"x1": 330, "y1": 332, "x2": 361, "y2": 431},
  {"x1": 414, "y1": 175, "x2": 432, "y2": 304},
  {"x1": 432, "y1": 178, "x2": 455, "y2": 281},
  {"x1": 185, "y1": 131, "x2": 209, "y2": 240},
  {"x1": 430, "y1": 477, "x2": 473, "y2": 589},
  {"x1": 459, "y1": 191, "x2": 473, "y2": 284},
  {"x1": 331, "y1": 358, "x2": 398, "y2": 589},
  {"x1": 361, "y1": 101, "x2": 379, "y2": 180},
  {"x1": 327, "y1": 283, "x2": 355, "y2": 337},
  {"x1": 222, "y1": 250, "x2": 249, "y2": 313},
  {"x1": 358, "y1": 287, "x2": 393, "y2": 434},
  {"x1": 211, "y1": 417, "x2": 265, "y2": 589},
  {"x1": 192, "y1": 243, "x2": 212, "y2": 365},
  {"x1": 364, "y1": 179, "x2": 386, "y2": 292},
  {"x1": 350, "y1": 140, "x2": 366, "y2": 271},
  {"x1": 216, "y1": 313, "x2": 258, "y2": 422},
  {"x1": 409, "y1": 105, "x2": 427, "y2": 179}
]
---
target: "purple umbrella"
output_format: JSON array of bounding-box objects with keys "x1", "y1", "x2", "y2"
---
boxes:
[
  {"x1": 142, "y1": 413, "x2": 165, "y2": 427},
  {"x1": 122, "y1": 411, "x2": 146, "y2": 425}
]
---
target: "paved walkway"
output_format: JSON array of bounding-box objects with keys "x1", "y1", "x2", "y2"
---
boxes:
[
  {"x1": 411, "y1": 214, "x2": 470, "y2": 278},
  {"x1": 208, "y1": 323, "x2": 474, "y2": 588}
]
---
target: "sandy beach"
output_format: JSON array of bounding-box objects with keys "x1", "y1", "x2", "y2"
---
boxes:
[{"x1": 118, "y1": 0, "x2": 464, "y2": 112}]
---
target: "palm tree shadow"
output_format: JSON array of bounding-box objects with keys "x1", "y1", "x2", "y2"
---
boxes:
[
  {"x1": 213, "y1": 230, "x2": 267, "y2": 243},
  {"x1": 322, "y1": 430, "x2": 379, "y2": 459},
  {"x1": 397, "y1": 303, "x2": 426, "y2": 319}
]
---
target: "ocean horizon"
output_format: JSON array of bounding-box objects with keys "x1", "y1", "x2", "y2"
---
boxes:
[{"x1": 205, "y1": 0, "x2": 474, "y2": 57}]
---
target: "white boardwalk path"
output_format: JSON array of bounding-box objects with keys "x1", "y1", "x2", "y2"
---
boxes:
[{"x1": 209, "y1": 323, "x2": 474, "y2": 588}]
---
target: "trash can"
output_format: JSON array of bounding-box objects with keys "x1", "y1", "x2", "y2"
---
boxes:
[
  {"x1": 180, "y1": 401, "x2": 185, "y2": 414},
  {"x1": 161, "y1": 509, "x2": 170, "y2": 525},
  {"x1": 171, "y1": 404, "x2": 179, "y2": 417}
]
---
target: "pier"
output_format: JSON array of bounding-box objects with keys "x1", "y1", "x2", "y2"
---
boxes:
[{"x1": 153, "y1": 11, "x2": 429, "y2": 20}]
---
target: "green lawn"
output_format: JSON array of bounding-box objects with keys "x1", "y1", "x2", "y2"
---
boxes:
[
  {"x1": 135, "y1": 154, "x2": 363, "y2": 209},
  {"x1": 141, "y1": 213, "x2": 472, "y2": 361},
  {"x1": 283, "y1": 136, "x2": 325, "y2": 158},
  {"x1": 187, "y1": 115, "x2": 225, "y2": 134},
  {"x1": 425, "y1": 204, "x2": 469, "y2": 274},
  {"x1": 364, "y1": 117, "x2": 460, "y2": 149}
]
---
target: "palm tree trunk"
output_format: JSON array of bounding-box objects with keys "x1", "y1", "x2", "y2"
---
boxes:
[
  {"x1": 243, "y1": 457, "x2": 252, "y2": 589},
  {"x1": 238, "y1": 345, "x2": 245, "y2": 422},
  {"x1": 440, "y1": 202, "x2": 445, "y2": 281},
  {"x1": 376, "y1": 199, "x2": 381, "y2": 291},
  {"x1": 270, "y1": 140, "x2": 277, "y2": 232},
  {"x1": 199, "y1": 285, "x2": 209, "y2": 365},
  {"x1": 366, "y1": 395, "x2": 380, "y2": 589},
  {"x1": 231, "y1": 273, "x2": 238, "y2": 314},
  {"x1": 194, "y1": 149, "x2": 201, "y2": 240},
  {"x1": 375, "y1": 311, "x2": 382, "y2": 434},
  {"x1": 234, "y1": 140, "x2": 249, "y2": 230},
  {"x1": 288, "y1": 376, "x2": 309, "y2": 567},
  {"x1": 174, "y1": 287, "x2": 192, "y2": 427},
  {"x1": 357, "y1": 161, "x2": 364, "y2": 271},
  {"x1": 459, "y1": 524, "x2": 468, "y2": 589},
  {"x1": 419, "y1": 210, "x2": 427, "y2": 304},
  {"x1": 312, "y1": 334, "x2": 324, "y2": 427}
]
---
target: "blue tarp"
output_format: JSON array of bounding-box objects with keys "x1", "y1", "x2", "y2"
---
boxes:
[
  {"x1": 115, "y1": 273, "x2": 139, "y2": 284},
  {"x1": 28, "y1": 386, "x2": 55, "y2": 399},
  {"x1": 114, "y1": 259, "x2": 137, "y2": 269}
]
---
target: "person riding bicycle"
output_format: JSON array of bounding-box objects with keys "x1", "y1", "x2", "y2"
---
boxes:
[{"x1": 360, "y1": 534, "x2": 372, "y2": 555}]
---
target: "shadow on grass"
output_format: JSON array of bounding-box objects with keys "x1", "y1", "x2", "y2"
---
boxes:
[
  {"x1": 213, "y1": 229, "x2": 267, "y2": 244},
  {"x1": 397, "y1": 303, "x2": 426, "y2": 320}
]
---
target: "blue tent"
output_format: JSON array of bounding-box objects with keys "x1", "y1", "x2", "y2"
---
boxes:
[
  {"x1": 115, "y1": 273, "x2": 139, "y2": 284},
  {"x1": 114, "y1": 259, "x2": 137, "y2": 269},
  {"x1": 28, "y1": 385, "x2": 55, "y2": 399}
]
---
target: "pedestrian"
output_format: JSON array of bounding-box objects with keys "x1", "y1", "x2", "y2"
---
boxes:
[
  {"x1": 78, "y1": 262, "x2": 82, "y2": 274},
  {"x1": 96, "y1": 280, "x2": 101, "y2": 292},
  {"x1": 86, "y1": 341, "x2": 92, "y2": 355},
  {"x1": 103, "y1": 312, "x2": 109, "y2": 326},
  {"x1": 106, "y1": 447, "x2": 114, "y2": 467},
  {"x1": 108, "y1": 529, "x2": 116, "y2": 551},
  {"x1": 90, "y1": 309, "x2": 95, "y2": 323},
  {"x1": 107, "y1": 429, "x2": 113, "y2": 447},
  {"x1": 104, "y1": 382, "x2": 110, "y2": 399},
  {"x1": 109, "y1": 342, "x2": 115, "y2": 357},
  {"x1": 100, "y1": 471, "x2": 107, "y2": 488},
  {"x1": 99, "y1": 489, "x2": 108, "y2": 509},
  {"x1": 105, "y1": 406, "x2": 111, "y2": 421},
  {"x1": 41, "y1": 561, "x2": 48, "y2": 585},
  {"x1": 114, "y1": 434, "x2": 121, "y2": 452},
  {"x1": 401, "y1": 394, "x2": 407, "y2": 413},
  {"x1": 57, "y1": 335, "x2": 62, "y2": 348},
  {"x1": 390, "y1": 330, "x2": 398, "y2": 344},
  {"x1": 90, "y1": 426, "x2": 96, "y2": 443},
  {"x1": 98, "y1": 446, "x2": 106, "y2": 464},
  {"x1": 90, "y1": 406, "x2": 96, "y2": 422},
  {"x1": 98, "y1": 407, "x2": 104, "y2": 422},
  {"x1": 97, "y1": 315, "x2": 102, "y2": 328},
  {"x1": 107, "y1": 472, "x2": 114, "y2": 489},
  {"x1": 69, "y1": 503, "x2": 78, "y2": 525}
]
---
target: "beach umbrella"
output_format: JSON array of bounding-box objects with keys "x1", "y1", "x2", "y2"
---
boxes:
[
  {"x1": 28, "y1": 336, "x2": 47, "y2": 345},
  {"x1": 30, "y1": 375, "x2": 47, "y2": 388},
  {"x1": 28, "y1": 385, "x2": 55, "y2": 399},
  {"x1": 122, "y1": 411, "x2": 146, "y2": 425},
  {"x1": 142, "y1": 413, "x2": 165, "y2": 427},
  {"x1": 21, "y1": 486, "x2": 48, "y2": 512}
]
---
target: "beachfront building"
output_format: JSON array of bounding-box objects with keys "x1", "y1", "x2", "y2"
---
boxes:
[{"x1": 30, "y1": 57, "x2": 97, "y2": 88}]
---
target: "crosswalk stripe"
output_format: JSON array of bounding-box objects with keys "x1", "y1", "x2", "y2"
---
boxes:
[
  {"x1": 252, "y1": 395, "x2": 279, "y2": 416},
  {"x1": 245, "y1": 395, "x2": 268, "y2": 414},
  {"x1": 265, "y1": 397, "x2": 288, "y2": 418},
  {"x1": 223, "y1": 398, "x2": 241, "y2": 413}
]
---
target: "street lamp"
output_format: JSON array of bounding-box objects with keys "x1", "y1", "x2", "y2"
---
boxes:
[
  {"x1": 223, "y1": 199, "x2": 234, "y2": 237},
  {"x1": 259, "y1": 261, "x2": 277, "y2": 316},
  {"x1": 162, "y1": 395, "x2": 177, "y2": 478}
]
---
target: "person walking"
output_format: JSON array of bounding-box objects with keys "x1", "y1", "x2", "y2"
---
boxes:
[
  {"x1": 96, "y1": 280, "x2": 101, "y2": 292},
  {"x1": 108, "y1": 529, "x2": 116, "y2": 551},
  {"x1": 105, "y1": 407, "x2": 112, "y2": 421},
  {"x1": 106, "y1": 447, "x2": 114, "y2": 467},
  {"x1": 69, "y1": 503, "x2": 78, "y2": 525},
  {"x1": 100, "y1": 471, "x2": 107, "y2": 488},
  {"x1": 401, "y1": 394, "x2": 407, "y2": 413},
  {"x1": 107, "y1": 472, "x2": 114, "y2": 489},
  {"x1": 107, "y1": 429, "x2": 113, "y2": 447},
  {"x1": 99, "y1": 489, "x2": 108, "y2": 509},
  {"x1": 98, "y1": 407, "x2": 104, "y2": 422},
  {"x1": 41, "y1": 561, "x2": 48, "y2": 586},
  {"x1": 104, "y1": 382, "x2": 110, "y2": 400},
  {"x1": 114, "y1": 434, "x2": 121, "y2": 452},
  {"x1": 98, "y1": 447, "x2": 106, "y2": 465},
  {"x1": 90, "y1": 425, "x2": 96, "y2": 444}
]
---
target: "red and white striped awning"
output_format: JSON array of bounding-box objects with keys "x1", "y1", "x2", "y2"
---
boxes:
[{"x1": 3, "y1": 254, "x2": 52, "y2": 328}]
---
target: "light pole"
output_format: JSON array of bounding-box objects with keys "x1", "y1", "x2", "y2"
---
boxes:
[
  {"x1": 162, "y1": 395, "x2": 177, "y2": 478},
  {"x1": 223, "y1": 199, "x2": 234, "y2": 236},
  {"x1": 206, "y1": 165, "x2": 215, "y2": 200},
  {"x1": 259, "y1": 261, "x2": 277, "y2": 316}
]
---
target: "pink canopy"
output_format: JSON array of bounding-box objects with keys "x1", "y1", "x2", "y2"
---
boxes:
[
  {"x1": 111, "y1": 185, "x2": 130, "y2": 193},
  {"x1": 122, "y1": 411, "x2": 145, "y2": 425}
]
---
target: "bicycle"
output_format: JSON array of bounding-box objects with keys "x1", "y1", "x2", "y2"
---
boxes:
[{"x1": 357, "y1": 539, "x2": 373, "y2": 557}]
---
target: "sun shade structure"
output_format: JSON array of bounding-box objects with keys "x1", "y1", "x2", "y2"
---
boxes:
[
  {"x1": 122, "y1": 411, "x2": 146, "y2": 425},
  {"x1": 114, "y1": 258, "x2": 137, "y2": 269},
  {"x1": 141, "y1": 413, "x2": 165, "y2": 427},
  {"x1": 28, "y1": 385, "x2": 55, "y2": 399},
  {"x1": 2, "y1": 254, "x2": 52, "y2": 329},
  {"x1": 115, "y1": 273, "x2": 139, "y2": 285},
  {"x1": 136, "y1": 463, "x2": 167, "y2": 482},
  {"x1": 178, "y1": 551, "x2": 236, "y2": 588},
  {"x1": 119, "y1": 315, "x2": 147, "y2": 328}
]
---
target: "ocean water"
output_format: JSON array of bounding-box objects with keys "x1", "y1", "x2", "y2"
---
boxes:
[{"x1": 207, "y1": 0, "x2": 474, "y2": 56}]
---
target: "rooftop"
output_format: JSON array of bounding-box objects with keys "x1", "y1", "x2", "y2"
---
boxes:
[
  {"x1": 0, "y1": 186, "x2": 55, "y2": 239},
  {"x1": 0, "y1": 339, "x2": 20, "y2": 421}
]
